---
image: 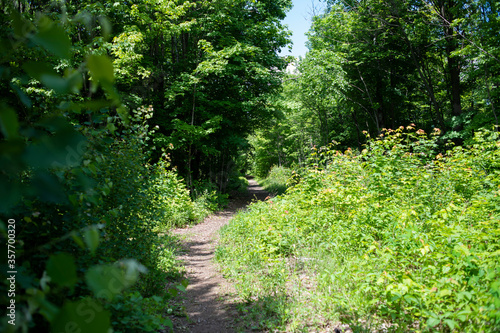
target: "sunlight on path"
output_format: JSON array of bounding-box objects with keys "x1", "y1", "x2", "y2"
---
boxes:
[{"x1": 168, "y1": 179, "x2": 268, "y2": 333}]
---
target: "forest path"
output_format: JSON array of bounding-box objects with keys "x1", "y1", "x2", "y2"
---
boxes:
[{"x1": 168, "y1": 178, "x2": 268, "y2": 332}]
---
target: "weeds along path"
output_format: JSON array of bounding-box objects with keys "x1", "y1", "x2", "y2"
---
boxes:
[{"x1": 169, "y1": 178, "x2": 268, "y2": 333}]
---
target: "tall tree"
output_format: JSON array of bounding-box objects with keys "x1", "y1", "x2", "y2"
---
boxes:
[
  {"x1": 152, "y1": 0, "x2": 293, "y2": 190},
  {"x1": 305, "y1": 0, "x2": 498, "y2": 139}
]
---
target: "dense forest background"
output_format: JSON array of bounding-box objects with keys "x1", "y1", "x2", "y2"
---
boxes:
[
  {"x1": 0, "y1": 0, "x2": 499, "y2": 331},
  {"x1": 1, "y1": 0, "x2": 293, "y2": 192},
  {"x1": 251, "y1": 0, "x2": 499, "y2": 177}
]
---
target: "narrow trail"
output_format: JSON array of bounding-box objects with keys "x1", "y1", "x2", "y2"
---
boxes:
[{"x1": 169, "y1": 178, "x2": 268, "y2": 333}]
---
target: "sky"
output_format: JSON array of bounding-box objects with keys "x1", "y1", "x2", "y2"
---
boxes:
[{"x1": 280, "y1": 0, "x2": 326, "y2": 59}]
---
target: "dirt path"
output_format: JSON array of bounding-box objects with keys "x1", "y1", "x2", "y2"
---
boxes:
[{"x1": 169, "y1": 178, "x2": 268, "y2": 333}]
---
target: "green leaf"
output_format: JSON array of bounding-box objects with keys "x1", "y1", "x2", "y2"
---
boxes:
[
  {"x1": 0, "y1": 175, "x2": 21, "y2": 213},
  {"x1": 39, "y1": 299, "x2": 59, "y2": 322},
  {"x1": 403, "y1": 294, "x2": 418, "y2": 304},
  {"x1": 51, "y1": 298, "x2": 111, "y2": 333},
  {"x1": 31, "y1": 171, "x2": 67, "y2": 203},
  {"x1": 168, "y1": 288, "x2": 179, "y2": 297},
  {"x1": 24, "y1": 62, "x2": 82, "y2": 94},
  {"x1": 10, "y1": 10, "x2": 34, "y2": 38},
  {"x1": 427, "y1": 317, "x2": 441, "y2": 328},
  {"x1": 87, "y1": 54, "x2": 115, "y2": 85},
  {"x1": 85, "y1": 260, "x2": 144, "y2": 300},
  {"x1": 98, "y1": 16, "x2": 112, "y2": 39},
  {"x1": 444, "y1": 319, "x2": 457, "y2": 330},
  {"x1": 23, "y1": 61, "x2": 57, "y2": 80},
  {"x1": 32, "y1": 16, "x2": 71, "y2": 59},
  {"x1": 457, "y1": 290, "x2": 472, "y2": 301},
  {"x1": 64, "y1": 69, "x2": 84, "y2": 93},
  {"x1": 71, "y1": 232, "x2": 86, "y2": 250},
  {"x1": 439, "y1": 289, "x2": 452, "y2": 297},
  {"x1": 84, "y1": 227, "x2": 100, "y2": 255},
  {"x1": 46, "y1": 253, "x2": 77, "y2": 288},
  {"x1": 106, "y1": 123, "x2": 117, "y2": 134},
  {"x1": 0, "y1": 105, "x2": 19, "y2": 139},
  {"x1": 85, "y1": 265, "x2": 124, "y2": 300},
  {"x1": 40, "y1": 74, "x2": 71, "y2": 94},
  {"x1": 164, "y1": 318, "x2": 173, "y2": 329},
  {"x1": 10, "y1": 83, "x2": 32, "y2": 108},
  {"x1": 116, "y1": 105, "x2": 129, "y2": 125},
  {"x1": 23, "y1": 117, "x2": 86, "y2": 169}
]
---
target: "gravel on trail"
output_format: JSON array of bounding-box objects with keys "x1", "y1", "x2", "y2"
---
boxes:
[{"x1": 168, "y1": 178, "x2": 268, "y2": 333}]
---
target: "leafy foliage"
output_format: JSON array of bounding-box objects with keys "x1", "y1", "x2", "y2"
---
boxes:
[
  {"x1": 0, "y1": 4, "x2": 199, "y2": 332},
  {"x1": 257, "y1": 166, "x2": 292, "y2": 196},
  {"x1": 217, "y1": 127, "x2": 500, "y2": 332},
  {"x1": 254, "y1": 0, "x2": 500, "y2": 180}
]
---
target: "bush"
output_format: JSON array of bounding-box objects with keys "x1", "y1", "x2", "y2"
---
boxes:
[
  {"x1": 217, "y1": 127, "x2": 500, "y2": 332},
  {"x1": 192, "y1": 180, "x2": 229, "y2": 212},
  {"x1": 258, "y1": 166, "x2": 293, "y2": 196},
  {"x1": 0, "y1": 126, "x2": 195, "y2": 332},
  {"x1": 0, "y1": 9, "x2": 197, "y2": 332},
  {"x1": 149, "y1": 158, "x2": 201, "y2": 231}
]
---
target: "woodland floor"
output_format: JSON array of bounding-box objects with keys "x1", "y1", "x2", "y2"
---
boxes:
[{"x1": 167, "y1": 178, "x2": 269, "y2": 333}]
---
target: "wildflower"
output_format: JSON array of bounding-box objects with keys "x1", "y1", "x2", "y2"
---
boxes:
[{"x1": 416, "y1": 129, "x2": 425, "y2": 135}]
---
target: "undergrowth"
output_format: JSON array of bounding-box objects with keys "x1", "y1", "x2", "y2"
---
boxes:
[
  {"x1": 217, "y1": 127, "x2": 500, "y2": 332},
  {"x1": 0, "y1": 115, "x2": 202, "y2": 332},
  {"x1": 256, "y1": 166, "x2": 293, "y2": 196}
]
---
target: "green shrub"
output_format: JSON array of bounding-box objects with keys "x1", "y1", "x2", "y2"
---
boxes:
[
  {"x1": 217, "y1": 127, "x2": 500, "y2": 332},
  {"x1": 107, "y1": 292, "x2": 173, "y2": 333},
  {"x1": 192, "y1": 180, "x2": 230, "y2": 212},
  {"x1": 0, "y1": 14, "x2": 194, "y2": 331},
  {"x1": 258, "y1": 166, "x2": 293, "y2": 196},
  {"x1": 149, "y1": 157, "x2": 201, "y2": 231},
  {"x1": 0, "y1": 124, "x2": 194, "y2": 331}
]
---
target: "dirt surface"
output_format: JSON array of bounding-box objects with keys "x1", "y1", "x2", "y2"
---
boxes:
[{"x1": 169, "y1": 178, "x2": 268, "y2": 333}]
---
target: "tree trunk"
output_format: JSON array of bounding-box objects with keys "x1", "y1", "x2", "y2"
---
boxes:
[{"x1": 351, "y1": 110, "x2": 363, "y2": 151}]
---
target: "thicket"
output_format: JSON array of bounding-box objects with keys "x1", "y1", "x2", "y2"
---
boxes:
[
  {"x1": 0, "y1": 5, "x2": 208, "y2": 332},
  {"x1": 217, "y1": 127, "x2": 500, "y2": 332}
]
